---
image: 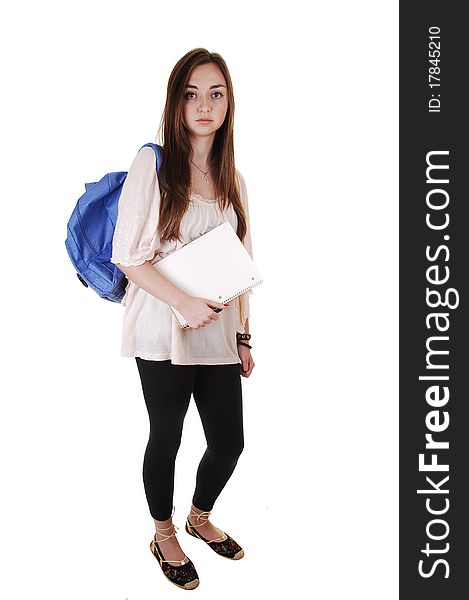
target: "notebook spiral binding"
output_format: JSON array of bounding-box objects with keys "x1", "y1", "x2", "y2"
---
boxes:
[{"x1": 223, "y1": 279, "x2": 263, "y2": 303}]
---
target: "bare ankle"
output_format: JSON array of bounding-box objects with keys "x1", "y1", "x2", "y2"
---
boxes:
[{"x1": 154, "y1": 514, "x2": 177, "y2": 541}]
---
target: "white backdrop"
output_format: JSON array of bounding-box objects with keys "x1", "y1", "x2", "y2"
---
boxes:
[{"x1": 0, "y1": 1, "x2": 398, "y2": 598}]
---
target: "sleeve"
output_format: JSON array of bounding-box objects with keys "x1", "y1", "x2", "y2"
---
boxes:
[
  {"x1": 236, "y1": 169, "x2": 254, "y2": 333},
  {"x1": 110, "y1": 146, "x2": 162, "y2": 267},
  {"x1": 237, "y1": 169, "x2": 253, "y2": 260}
]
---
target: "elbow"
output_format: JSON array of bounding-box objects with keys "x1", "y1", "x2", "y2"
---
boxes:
[
  {"x1": 113, "y1": 260, "x2": 149, "y2": 274},
  {"x1": 113, "y1": 262, "x2": 127, "y2": 274},
  {"x1": 113, "y1": 262, "x2": 136, "y2": 278}
]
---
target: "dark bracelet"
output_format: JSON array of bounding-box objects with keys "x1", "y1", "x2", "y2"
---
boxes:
[
  {"x1": 237, "y1": 341, "x2": 252, "y2": 349},
  {"x1": 236, "y1": 332, "x2": 252, "y2": 341}
]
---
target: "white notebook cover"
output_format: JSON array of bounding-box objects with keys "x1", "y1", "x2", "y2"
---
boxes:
[{"x1": 153, "y1": 220, "x2": 263, "y2": 328}]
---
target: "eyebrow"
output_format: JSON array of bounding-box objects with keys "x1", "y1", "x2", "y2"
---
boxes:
[{"x1": 185, "y1": 84, "x2": 227, "y2": 89}]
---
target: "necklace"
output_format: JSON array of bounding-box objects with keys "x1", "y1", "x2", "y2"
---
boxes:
[{"x1": 190, "y1": 158, "x2": 210, "y2": 184}]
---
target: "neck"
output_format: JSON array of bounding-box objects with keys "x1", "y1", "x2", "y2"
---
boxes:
[{"x1": 189, "y1": 135, "x2": 215, "y2": 170}]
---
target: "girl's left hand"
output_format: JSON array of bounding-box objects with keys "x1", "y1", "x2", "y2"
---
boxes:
[{"x1": 238, "y1": 344, "x2": 255, "y2": 377}]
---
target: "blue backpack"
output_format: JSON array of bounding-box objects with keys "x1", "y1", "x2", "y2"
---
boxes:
[{"x1": 65, "y1": 142, "x2": 163, "y2": 303}]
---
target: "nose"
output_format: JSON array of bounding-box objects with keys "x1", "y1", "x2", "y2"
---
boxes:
[{"x1": 197, "y1": 94, "x2": 212, "y2": 113}]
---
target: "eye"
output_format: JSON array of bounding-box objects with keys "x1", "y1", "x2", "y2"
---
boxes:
[{"x1": 184, "y1": 91, "x2": 224, "y2": 100}]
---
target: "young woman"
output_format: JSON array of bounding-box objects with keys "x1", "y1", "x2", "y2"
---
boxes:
[{"x1": 110, "y1": 48, "x2": 256, "y2": 591}]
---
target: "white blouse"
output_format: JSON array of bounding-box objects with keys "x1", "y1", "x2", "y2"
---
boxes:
[{"x1": 110, "y1": 146, "x2": 254, "y2": 365}]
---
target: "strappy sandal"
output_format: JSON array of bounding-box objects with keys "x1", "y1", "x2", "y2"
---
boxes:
[
  {"x1": 185, "y1": 508, "x2": 245, "y2": 560},
  {"x1": 149, "y1": 505, "x2": 200, "y2": 590}
]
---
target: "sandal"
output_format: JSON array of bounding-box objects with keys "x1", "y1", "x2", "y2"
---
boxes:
[
  {"x1": 185, "y1": 508, "x2": 245, "y2": 560},
  {"x1": 149, "y1": 505, "x2": 200, "y2": 590}
]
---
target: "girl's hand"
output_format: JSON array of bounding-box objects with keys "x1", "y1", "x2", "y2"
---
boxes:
[
  {"x1": 179, "y1": 297, "x2": 229, "y2": 329},
  {"x1": 238, "y1": 344, "x2": 254, "y2": 377}
]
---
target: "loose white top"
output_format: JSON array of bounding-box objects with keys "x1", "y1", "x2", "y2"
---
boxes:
[{"x1": 110, "y1": 146, "x2": 254, "y2": 365}]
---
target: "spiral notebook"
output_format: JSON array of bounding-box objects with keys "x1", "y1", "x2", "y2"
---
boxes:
[{"x1": 153, "y1": 220, "x2": 263, "y2": 328}]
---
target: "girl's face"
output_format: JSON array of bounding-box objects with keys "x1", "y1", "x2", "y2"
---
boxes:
[{"x1": 182, "y1": 62, "x2": 228, "y2": 141}]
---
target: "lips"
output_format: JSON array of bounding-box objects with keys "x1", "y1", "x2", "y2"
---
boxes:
[{"x1": 196, "y1": 119, "x2": 212, "y2": 122}]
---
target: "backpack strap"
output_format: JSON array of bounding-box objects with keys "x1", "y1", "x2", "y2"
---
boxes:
[{"x1": 138, "y1": 142, "x2": 163, "y2": 172}]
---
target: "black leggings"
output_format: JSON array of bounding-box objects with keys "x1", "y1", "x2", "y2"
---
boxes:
[{"x1": 135, "y1": 358, "x2": 244, "y2": 521}]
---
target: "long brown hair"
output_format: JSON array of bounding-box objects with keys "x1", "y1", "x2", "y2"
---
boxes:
[{"x1": 154, "y1": 48, "x2": 248, "y2": 246}]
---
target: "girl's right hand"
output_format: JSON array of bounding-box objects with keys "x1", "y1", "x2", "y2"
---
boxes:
[{"x1": 178, "y1": 296, "x2": 229, "y2": 329}]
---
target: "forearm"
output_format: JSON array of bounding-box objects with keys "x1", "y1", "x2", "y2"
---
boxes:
[{"x1": 116, "y1": 261, "x2": 190, "y2": 310}]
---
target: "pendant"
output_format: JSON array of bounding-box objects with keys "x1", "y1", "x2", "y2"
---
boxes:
[{"x1": 203, "y1": 173, "x2": 209, "y2": 184}]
